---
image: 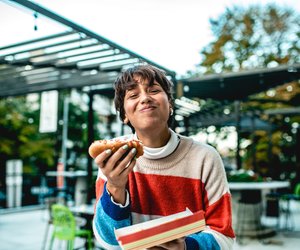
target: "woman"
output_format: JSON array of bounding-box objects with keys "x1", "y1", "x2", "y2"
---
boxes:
[{"x1": 93, "y1": 64, "x2": 235, "y2": 249}]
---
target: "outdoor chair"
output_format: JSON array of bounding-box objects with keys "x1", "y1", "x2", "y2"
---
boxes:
[
  {"x1": 266, "y1": 182, "x2": 300, "y2": 231},
  {"x1": 42, "y1": 196, "x2": 66, "y2": 250},
  {"x1": 49, "y1": 204, "x2": 93, "y2": 250},
  {"x1": 279, "y1": 182, "x2": 300, "y2": 230}
]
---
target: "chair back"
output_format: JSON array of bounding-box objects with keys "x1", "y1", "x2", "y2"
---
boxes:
[
  {"x1": 51, "y1": 204, "x2": 76, "y2": 240},
  {"x1": 294, "y1": 183, "x2": 300, "y2": 196}
]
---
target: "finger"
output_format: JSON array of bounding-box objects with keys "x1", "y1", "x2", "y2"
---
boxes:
[
  {"x1": 147, "y1": 247, "x2": 165, "y2": 250},
  {"x1": 114, "y1": 148, "x2": 137, "y2": 175},
  {"x1": 100, "y1": 145, "x2": 130, "y2": 175},
  {"x1": 94, "y1": 149, "x2": 112, "y2": 167},
  {"x1": 121, "y1": 156, "x2": 136, "y2": 175},
  {"x1": 157, "y1": 238, "x2": 185, "y2": 249},
  {"x1": 106, "y1": 144, "x2": 130, "y2": 165}
]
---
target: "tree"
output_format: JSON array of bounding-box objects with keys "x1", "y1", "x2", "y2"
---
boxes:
[
  {"x1": 0, "y1": 95, "x2": 57, "y2": 198},
  {"x1": 0, "y1": 90, "x2": 105, "y2": 206},
  {"x1": 197, "y1": 4, "x2": 299, "y2": 74}
]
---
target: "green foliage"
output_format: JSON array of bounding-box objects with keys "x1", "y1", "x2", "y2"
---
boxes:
[
  {"x1": 0, "y1": 96, "x2": 56, "y2": 174},
  {"x1": 198, "y1": 4, "x2": 299, "y2": 74},
  {"x1": 0, "y1": 90, "x2": 100, "y2": 178},
  {"x1": 227, "y1": 169, "x2": 263, "y2": 182}
]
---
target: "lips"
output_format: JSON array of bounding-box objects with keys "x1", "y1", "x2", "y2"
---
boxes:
[{"x1": 140, "y1": 105, "x2": 156, "y2": 112}]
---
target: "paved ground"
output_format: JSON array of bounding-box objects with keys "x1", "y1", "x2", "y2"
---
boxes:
[
  {"x1": 0, "y1": 206, "x2": 97, "y2": 250},
  {"x1": 0, "y1": 207, "x2": 50, "y2": 250},
  {"x1": 232, "y1": 198, "x2": 300, "y2": 250},
  {"x1": 0, "y1": 201, "x2": 299, "y2": 250}
]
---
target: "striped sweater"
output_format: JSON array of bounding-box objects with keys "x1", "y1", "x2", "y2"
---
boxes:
[{"x1": 93, "y1": 134, "x2": 235, "y2": 249}]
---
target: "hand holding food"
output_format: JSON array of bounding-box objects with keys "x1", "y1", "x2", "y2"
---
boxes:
[{"x1": 88, "y1": 138, "x2": 144, "y2": 159}]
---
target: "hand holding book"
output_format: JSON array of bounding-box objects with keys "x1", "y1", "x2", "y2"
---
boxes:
[{"x1": 115, "y1": 208, "x2": 206, "y2": 250}]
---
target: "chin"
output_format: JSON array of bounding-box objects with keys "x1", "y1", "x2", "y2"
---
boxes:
[{"x1": 142, "y1": 121, "x2": 167, "y2": 130}]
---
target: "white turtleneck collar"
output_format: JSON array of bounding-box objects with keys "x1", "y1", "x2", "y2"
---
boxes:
[{"x1": 134, "y1": 129, "x2": 180, "y2": 159}]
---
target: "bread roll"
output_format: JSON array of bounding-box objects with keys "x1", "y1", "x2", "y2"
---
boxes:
[{"x1": 88, "y1": 138, "x2": 144, "y2": 159}]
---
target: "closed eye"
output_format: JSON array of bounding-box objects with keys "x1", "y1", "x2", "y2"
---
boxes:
[
  {"x1": 129, "y1": 94, "x2": 138, "y2": 98},
  {"x1": 148, "y1": 86, "x2": 161, "y2": 94},
  {"x1": 126, "y1": 92, "x2": 139, "y2": 99}
]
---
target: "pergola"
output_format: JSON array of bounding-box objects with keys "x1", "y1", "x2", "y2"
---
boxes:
[
  {"x1": 180, "y1": 64, "x2": 300, "y2": 100},
  {"x1": 178, "y1": 64, "x2": 300, "y2": 127},
  {"x1": 0, "y1": 0, "x2": 176, "y2": 98}
]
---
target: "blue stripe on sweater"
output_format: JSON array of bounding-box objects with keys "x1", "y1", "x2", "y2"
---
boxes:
[
  {"x1": 101, "y1": 182, "x2": 131, "y2": 221},
  {"x1": 94, "y1": 191, "x2": 131, "y2": 246},
  {"x1": 94, "y1": 202, "x2": 130, "y2": 246},
  {"x1": 186, "y1": 233, "x2": 220, "y2": 250}
]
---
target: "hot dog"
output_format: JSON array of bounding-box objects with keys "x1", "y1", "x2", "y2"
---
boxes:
[{"x1": 88, "y1": 138, "x2": 144, "y2": 159}]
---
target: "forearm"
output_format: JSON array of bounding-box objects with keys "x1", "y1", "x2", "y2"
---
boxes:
[
  {"x1": 185, "y1": 232, "x2": 220, "y2": 250},
  {"x1": 106, "y1": 181, "x2": 127, "y2": 205},
  {"x1": 185, "y1": 228, "x2": 234, "y2": 250},
  {"x1": 93, "y1": 182, "x2": 131, "y2": 248}
]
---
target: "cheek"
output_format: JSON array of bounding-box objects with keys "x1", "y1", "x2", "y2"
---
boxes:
[
  {"x1": 123, "y1": 101, "x2": 135, "y2": 116},
  {"x1": 163, "y1": 97, "x2": 171, "y2": 112}
]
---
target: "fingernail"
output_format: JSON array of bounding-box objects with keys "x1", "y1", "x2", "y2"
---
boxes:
[
  {"x1": 131, "y1": 148, "x2": 136, "y2": 154},
  {"x1": 122, "y1": 144, "x2": 128, "y2": 150},
  {"x1": 105, "y1": 149, "x2": 112, "y2": 154}
]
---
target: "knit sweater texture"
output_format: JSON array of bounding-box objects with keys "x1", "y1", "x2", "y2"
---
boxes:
[{"x1": 93, "y1": 134, "x2": 235, "y2": 250}]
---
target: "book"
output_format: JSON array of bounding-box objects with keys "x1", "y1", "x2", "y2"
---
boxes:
[{"x1": 114, "y1": 208, "x2": 206, "y2": 250}]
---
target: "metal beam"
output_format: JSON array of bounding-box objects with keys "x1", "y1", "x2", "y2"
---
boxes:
[
  {"x1": 0, "y1": 31, "x2": 75, "y2": 50},
  {"x1": 9, "y1": 0, "x2": 176, "y2": 77}
]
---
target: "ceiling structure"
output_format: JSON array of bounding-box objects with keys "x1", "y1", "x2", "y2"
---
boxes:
[
  {"x1": 180, "y1": 64, "x2": 300, "y2": 100},
  {"x1": 0, "y1": 0, "x2": 176, "y2": 98},
  {"x1": 174, "y1": 64, "x2": 300, "y2": 133}
]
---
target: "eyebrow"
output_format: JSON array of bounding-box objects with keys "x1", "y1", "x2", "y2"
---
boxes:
[{"x1": 126, "y1": 83, "x2": 138, "y2": 91}]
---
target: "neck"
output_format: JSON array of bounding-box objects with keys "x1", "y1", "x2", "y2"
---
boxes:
[{"x1": 136, "y1": 127, "x2": 171, "y2": 148}]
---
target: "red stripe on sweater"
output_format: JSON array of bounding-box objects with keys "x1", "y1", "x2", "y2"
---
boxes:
[
  {"x1": 128, "y1": 173, "x2": 204, "y2": 216},
  {"x1": 96, "y1": 178, "x2": 105, "y2": 201},
  {"x1": 205, "y1": 193, "x2": 235, "y2": 237}
]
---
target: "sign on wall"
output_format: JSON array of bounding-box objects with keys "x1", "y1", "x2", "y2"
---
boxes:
[{"x1": 39, "y1": 90, "x2": 58, "y2": 133}]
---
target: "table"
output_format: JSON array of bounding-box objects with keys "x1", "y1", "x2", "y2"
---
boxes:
[
  {"x1": 69, "y1": 203, "x2": 95, "y2": 230},
  {"x1": 46, "y1": 171, "x2": 88, "y2": 206},
  {"x1": 229, "y1": 181, "x2": 290, "y2": 190},
  {"x1": 229, "y1": 181, "x2": 290, "y2": 240},
  {"x1": 69, "y1": 204, "x2": 95, "y2": 216},
  {"x1": 69, "y1": 204, "x2": 97, "y2": 249}
]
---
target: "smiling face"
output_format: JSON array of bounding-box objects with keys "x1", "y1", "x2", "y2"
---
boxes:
[
  {"x1": 123, "y1": 75, "x2": 171, "y2": 133},
  {"x1": 114, "y1": 65, "x2": 174, "y2": 133}
]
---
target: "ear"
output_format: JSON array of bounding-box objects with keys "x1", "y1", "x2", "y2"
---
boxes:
[
  {"x1": 169, "y1": 102, "x2": 174, "y2": 115},
  {"x1": 124, "y1": 116, "x2": 129, "y2": 124}
]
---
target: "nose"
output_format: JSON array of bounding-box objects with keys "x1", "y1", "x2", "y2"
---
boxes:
[{"x1": 140, "y1": 91, "x2": 151, "y2": 104}]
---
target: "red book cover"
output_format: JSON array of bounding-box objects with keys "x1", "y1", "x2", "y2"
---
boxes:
[{"x1": 115, "y1": 208, "x2": 206, "y2": 250}]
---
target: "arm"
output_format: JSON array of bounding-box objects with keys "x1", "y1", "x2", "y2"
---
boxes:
[
  {"x1": 186, "y1": 146, "x2": 235, "y2": 250},
  {"x1": 92, "y1": 145, "x2": 137, "y2": 249},
  {"x1": 93, "y1": 180, "x2": 131, "y2": 249}
]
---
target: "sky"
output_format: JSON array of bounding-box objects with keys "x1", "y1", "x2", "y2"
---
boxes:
[{"x1": 0, "y1": 0, "x2": 298, "y2": 76}]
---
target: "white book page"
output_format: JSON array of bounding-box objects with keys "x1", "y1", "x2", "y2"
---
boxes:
[{"x1": 115, "y1": 208, "x2": 192, "y2": 237}]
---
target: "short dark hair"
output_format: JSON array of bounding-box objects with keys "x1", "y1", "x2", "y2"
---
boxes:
[{"x1": 114, "y1": 64, "x2": 174, "y2": 132}]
